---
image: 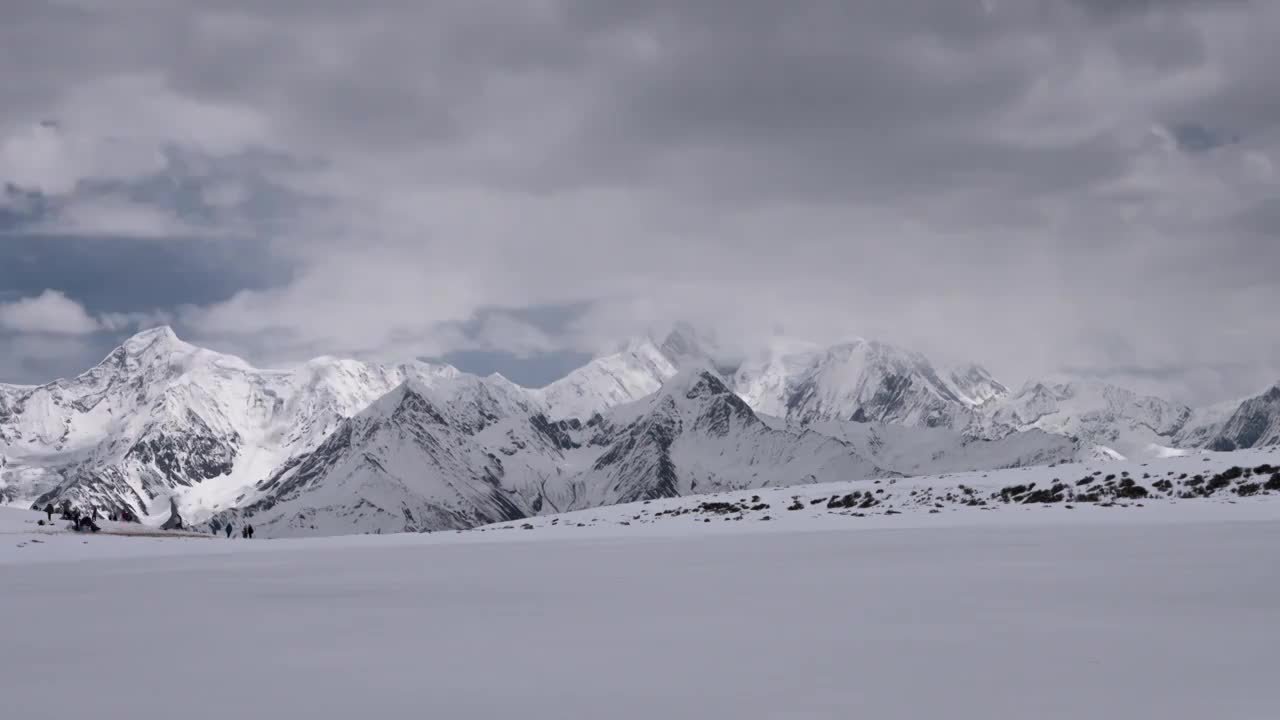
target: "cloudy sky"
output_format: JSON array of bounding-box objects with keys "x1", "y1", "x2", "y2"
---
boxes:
[{"x1": 1, "y1": 0, "x2": 1277, "y2": 404}]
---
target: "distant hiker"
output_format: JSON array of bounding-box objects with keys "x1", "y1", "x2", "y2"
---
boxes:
[
  {"x1": 225, "y1": 524, "x2": 233, "y2": 539},
  {"x1": 241, "y1": 526, "x2": 248, "y2": 539},
  {"x1": 246, "y1": 525, "x2": 254, "y2": 539},
  {"x1": 92, "y1": 507, "x2": 101, "y2": 521},
  {"x1": 44, "y1": 503, "x2": 54, "y2": 522}
]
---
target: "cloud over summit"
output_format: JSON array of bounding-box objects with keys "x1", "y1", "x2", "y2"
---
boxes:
[{"x1": 0, "y1": 0, "x2": 1277, "y2": 403}]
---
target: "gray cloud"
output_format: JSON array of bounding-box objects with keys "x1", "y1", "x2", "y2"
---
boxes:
[{"x1": 0, "y1": 0, "x2": 1277, "y2": 404}]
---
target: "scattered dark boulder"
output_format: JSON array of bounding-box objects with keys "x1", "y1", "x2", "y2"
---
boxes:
[
  {"x1": 1205, "y1": 474, "x2": 1231, "y2": 493},
  {"x1": 1236, "y1": 483, "x2": 1261, "y2": 497}
]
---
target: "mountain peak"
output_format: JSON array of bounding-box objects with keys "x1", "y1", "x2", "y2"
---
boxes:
[
  {"x1": 661, "y1": 368, "x2": 732, "y2": 400},
  {"x1": 120, "y1": 325, "x2": 190, "y2": 355},
  {"x1": 656, "y1": 323, "x2": 706, "y2": 363}
]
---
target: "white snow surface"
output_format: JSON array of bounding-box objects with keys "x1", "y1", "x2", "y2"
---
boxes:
[{"x1": 3, "y1": 475, "x2": 1279, "y2": 719}]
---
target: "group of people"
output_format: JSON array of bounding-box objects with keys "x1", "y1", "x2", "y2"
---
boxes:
[
  {"x1": 44, "y1": 501, "x2": 138, "y2": 525},
  {"x1": 222, "y1": 523, "x2": 255, "y2": 539},
  {"x1": 39, "y1": 500, "x2": 259, "y2": 539},
  {"x1": 44, "y1": 503, "x2": 101, "y2": 532},
  {"x1": 105, "y1": 508, "x2": 139, "y2": 523}
]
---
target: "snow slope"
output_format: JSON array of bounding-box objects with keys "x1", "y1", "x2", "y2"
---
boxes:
[
  {"x1": 216, "y1": 380, "x2": 538, "y2": 537},
  {"x1": 733, "y1": 338, "x2": 1005, "y2": 429},
  {"x1": 805, "y1": 418, "x2": 1080, "y2": 475},
  {"x1": 978, "y1": 379, "x2": 1195, "y2": 458}
]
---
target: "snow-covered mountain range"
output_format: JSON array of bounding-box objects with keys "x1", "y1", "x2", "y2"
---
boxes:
[{"x1": 2, "y1": 325, "x2": 1277, "y2": 536}]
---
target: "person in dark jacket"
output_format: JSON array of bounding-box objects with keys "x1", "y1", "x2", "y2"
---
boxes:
[
  {"x1": 74, "y1": 516, "x2": 100, "y2": 533},
  {"x1": 246, "y1": 525, "x2": 255, "y2": 539},
  {"x1": 225, "y1": 523, "x2": 234, "y2": 539},
  {"x1": 44, "y1": 503, "x2": 54, "y2": 522}
]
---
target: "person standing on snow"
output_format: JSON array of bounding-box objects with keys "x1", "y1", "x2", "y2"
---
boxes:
[
  {"x1": 44, "y1": 503, "x2": 54, "y2": 522},
  {"x1": 225, "y1": 523, "x2": 234, "y2": 539}
]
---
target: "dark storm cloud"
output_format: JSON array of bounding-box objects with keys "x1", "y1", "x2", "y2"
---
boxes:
[
  {"x1": 0, "y1": 0, "x2": 1277, "y2": 402},
  {"x1": 0, "y1": 236, "x2": 285, "y2": 313}
]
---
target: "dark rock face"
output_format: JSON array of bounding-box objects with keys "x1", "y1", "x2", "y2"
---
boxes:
[
  {"x1": 28, "y1": 408, "x2": 240, "y2": 521},
  {"x1": 126, "y1": 412, "x2": 238, "y2": 488},
  {"x1": 690, "y1": 375, "x2": 756, "y2": 437},
  {"x1": 529, "y1": 414, "x2": 581, "y2": 451},
  {"x1": 592, "y1": 402, "x2": 681, "y2": 504},
  {"x1": 1207, "y1": 384, "x2": 1280, "y2": 451}
]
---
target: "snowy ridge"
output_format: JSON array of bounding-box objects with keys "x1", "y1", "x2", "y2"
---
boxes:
[
  {"x1": 544, "y1": 370, "x2": 888, "y2": 512},
  {"x1": 4, "y1": 325, "x2": 1279, "y2": 538},
  {"x1": 220, "y1": 380, "x2": 530, "y2": 537},
  {"x1": 0, "y1": 327, "x2": 509, "y2": 525},
  {"x1": 1200, "y1": 384, "x2": 1280, "y2": 451},
  {"x1": 210, "y1": 370, "x2": 890, "y2": 537},
  {"x1": 732, "y1": 338, "x2": 1005, "y2": 430},
  {"x1": 976, "y1": 379, "x2": 1195, "y2": 456},
  {"x1": 534, "y1": 324, "x2": 722, "y2": 421},
  {"x1": 536, "y1": 338, "x2": 676, "y2": 422}
]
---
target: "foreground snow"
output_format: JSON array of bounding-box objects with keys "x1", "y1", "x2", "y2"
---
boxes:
[{"x1": 3, "y1": 490, "x2": 1280, "y2": 719}]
